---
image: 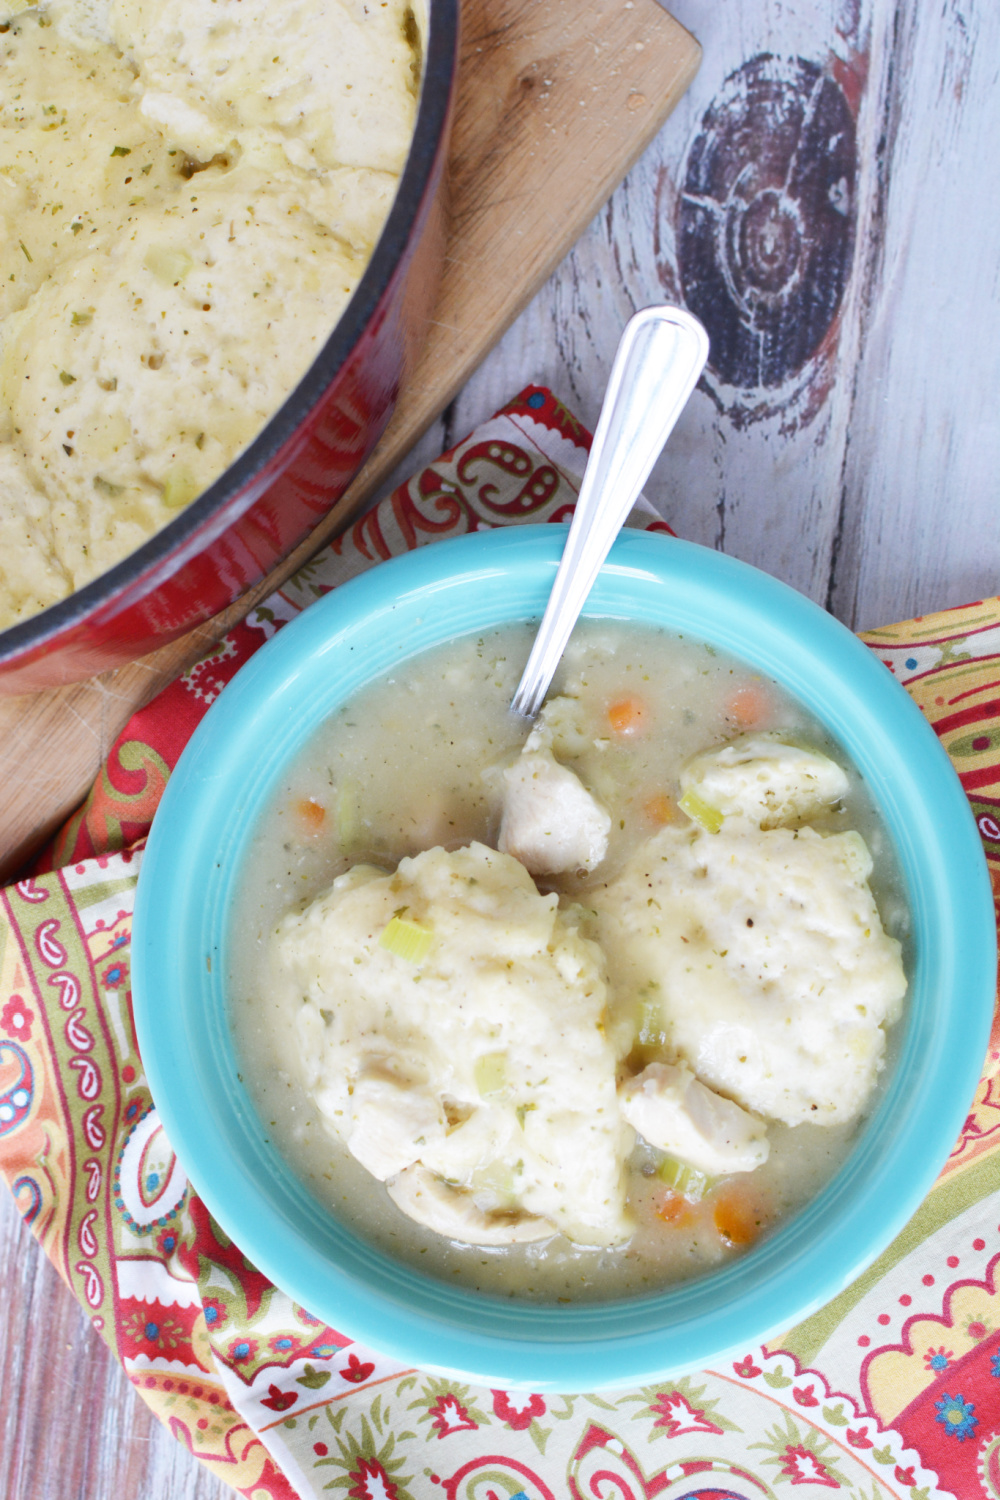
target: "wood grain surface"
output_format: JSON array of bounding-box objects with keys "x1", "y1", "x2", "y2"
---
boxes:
[
  {"x1": 4, "y1": 1, "x2": 1000, "y2": 1497},
  {"x1": 0, "y1": 0, "x2": 700, "y2": 882},
  {"x1": 427, "y1": 0, "x2": 1000, "y2": 637}
]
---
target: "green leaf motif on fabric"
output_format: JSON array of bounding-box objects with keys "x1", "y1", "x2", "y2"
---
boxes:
[
  {"x1": 748, "y1": 1413, "x2": 851, "y2": 1489},
  {"x1": 936, "y1": 637, "x2": 972, "y2": 665},
  {"x1": 314, "y1": 1412, "x2": 415, "y2": 1498},
  {"x1": 622, "y1": 1376, "x2": 741, "y2": 1439},
  {"x1": 369, "y1": 1394, "x2": 385, "y2": 1434},
  {"x1": 951, "y1": 727, "x2": 1000, "y2": 760},
  {"x1": 297, "y1": 1363, "x2": 332, "y2": 1389},
  {"x1": 528, "y1": 1419, "x2": 550, "y2": 1455},
  {"x1": 407, "y1": 1375, "x2": 491, "y2": 1437},
  {"x1": 822, "y1": 1402, "x2": 848, "y2": 1425},
  {"x1": 762, "y1": 1366, "x2": 793, "y2": 1388}
]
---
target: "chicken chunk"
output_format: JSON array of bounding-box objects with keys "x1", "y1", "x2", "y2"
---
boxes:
[
  {"x1": 386, "y1": 1165, "x2": 553, "y2": 1246},
  {"x1": 619, "y1": 1061, "x2": 769, "y2": 1175},
  {"x1": 344, "y1": 1072, "x2": 445, "y2": 1182},
  {"x1": 499, "y1": 749, "x2": 611, "y2": 875}
]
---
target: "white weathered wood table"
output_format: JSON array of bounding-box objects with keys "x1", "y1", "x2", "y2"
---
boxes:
[
  {"x1": 416, "y1": 0, "x2": 999, "y2": 633},
  {"x1": 2, "y1": 1, "x2": 998, "y2": 1495}
]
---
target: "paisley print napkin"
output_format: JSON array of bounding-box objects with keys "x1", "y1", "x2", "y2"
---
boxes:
[{"x1": 1, "y1": 386, "x2": 997, "y2": 1500}]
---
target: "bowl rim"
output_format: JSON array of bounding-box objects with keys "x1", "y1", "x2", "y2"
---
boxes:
[
  {"x1": 133, "y1": 527, "x2": 997, "y2": 1390},
  {"x1": 0, "y1": 0, "x2": 460, "y2": 667}
]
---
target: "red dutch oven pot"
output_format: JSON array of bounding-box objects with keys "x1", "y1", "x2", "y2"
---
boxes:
[{"x1": 0, "y1": 0, "x2": 459, "y2": 693}]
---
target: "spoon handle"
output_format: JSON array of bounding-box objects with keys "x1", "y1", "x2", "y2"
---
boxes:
[{"x1": 510, "y1": 304, "x2": 709, "y2": 719}]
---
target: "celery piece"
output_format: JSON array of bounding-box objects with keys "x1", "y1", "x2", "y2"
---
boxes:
[
  {"x1": 335, "y1": 779, "x2": 360, "y2": 851},
  {"x1": 474, "y1": 1051, "x2": 508, "y2": 1099},
  {"x1": 144, "y1": 245, "x2": 194, "y2": 285},
  {"x1": 162, "y1": 468, "x2": 199, "y2": 510},
  {"x1": 658, "y1": 1156, "x2": 714, "y2": 1202},
  {"x1": 378, "y1": 916, "x2": 432, "y2": 966},
  {"x1": 679, "y1": 788, "x2": 725, "y2": 834}
]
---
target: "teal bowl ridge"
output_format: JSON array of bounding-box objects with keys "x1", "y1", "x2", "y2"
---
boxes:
[{"x1": 132, "y1": 527, "x2": 996, "y2": 1391}]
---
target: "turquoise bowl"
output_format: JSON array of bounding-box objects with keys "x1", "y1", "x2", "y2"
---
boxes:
[{"x1": 132, "y1": 527, "x2": 996, "y2": 1391}]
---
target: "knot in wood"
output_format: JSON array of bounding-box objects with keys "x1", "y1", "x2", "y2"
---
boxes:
[{"x1": 677, "y1": 54, "x2": 857, "y2": 396}]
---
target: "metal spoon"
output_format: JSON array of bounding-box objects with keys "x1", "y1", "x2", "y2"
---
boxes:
[{"x1": 510, "y1": 305, "x2": 709, "y2": 719}]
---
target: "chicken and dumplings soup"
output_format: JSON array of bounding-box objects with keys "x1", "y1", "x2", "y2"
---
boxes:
[{"x1": 229, "y1": 621, "x2": 908, "y2": 1302}]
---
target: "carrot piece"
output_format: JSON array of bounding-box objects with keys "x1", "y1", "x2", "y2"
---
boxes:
[
  {"x1": 713, "y1": 1189, "x2": 761, "y2": 1247},
  {"x1": 607, "y1": 696, "x2": 648, "y2": 736},
  {"x1": 643, "y1": 792, "x2": 675, "y2": 826},
  {"x1": 295, "y1": 797, "x2": 326, "y2": 834},
  {"x1": 725, "y1": 682, "x2": 772, "y2": 730},
  {"x1": 656, "y1": 1191, "x2": 695, "y2": 1228}
]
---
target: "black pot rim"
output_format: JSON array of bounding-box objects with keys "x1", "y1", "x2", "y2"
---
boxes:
[{"x1": 0, "y1": 0, "x2": 460, "y2": 669}]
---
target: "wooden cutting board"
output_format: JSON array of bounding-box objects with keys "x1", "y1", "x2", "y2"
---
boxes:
[{"x1": 0, "y1": 0, "x2": 699, "y2": 880}]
